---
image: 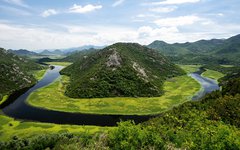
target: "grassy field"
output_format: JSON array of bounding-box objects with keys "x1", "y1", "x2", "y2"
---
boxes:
[
  {"x1": 220, "y1": 65, "x2": 234, "y2": 68},
  {"x1": 27, "y1": 74, "x2": 200, "y2": 115},
  {"x1": 0, "y1": 113, "x2": 110, "y2": 141},
  {"x1": 0, "y1": 95, "x2": 9, "y2": 105},
  {"x1": 202, "y1": 69, "x2": 225, "y2": 81},
  {"x1": 178, "y1": 65, "x2": 202, "y2": 73},
  {"x1": 45, "y1": 62, "x2": 72, "y2": 67},
  {"x1": 33, "y1": 69, "x2": 47, "y2": 81}
]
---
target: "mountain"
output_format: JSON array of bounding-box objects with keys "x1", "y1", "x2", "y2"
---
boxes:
[
  {"x1": 215, "y1": 34, "x2": 240, "y2": 54},
  {"x1": 148, "y1": 34, "x2": 240, "y2": 64},
  {"x1": 60, "y1": 43, "x2": 184, "y2": 98},
  {"x1": 39, "y1": 49, "x2": 64, "y2": 55},
  {"x1": 62, "y1": 45, "x2": 106, "y2": 53},
  {"x1": 0, "y1": 48, "x2": 42, "y2": 100},
  {"x1": 8, "y1": 49, "x2": 39, "y2": 56},
  {"x1": 59, "y1": 48, "x2": 99, "y2": 62},
  {"x1": 53, "y1": 49, "x2": 64, "y2": 55}
]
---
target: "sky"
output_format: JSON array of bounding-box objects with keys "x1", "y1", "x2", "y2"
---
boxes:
[{"x1": 0, "y1": 0, "x2": 240, "y2": 50}]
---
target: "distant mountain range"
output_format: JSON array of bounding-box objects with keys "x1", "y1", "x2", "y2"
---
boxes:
[
  {"x1": 39, "y1": 49, "x2": 64, "y2": 56},
  {"x1": 148, "y1": 34, "x2": 240, "y2": 65},
  {"x1": 61, "y1": 45, "x2": 106, "y2": 53},
  {"x1": 6, "y1": 34, "x2": 240, "y2": 65},
  {"x1": 38, "y1": 45, "x2": 106, "y2": 55},
  {"x1": 9, "y1": 45, "x2": 106, "y2": 57},
  {"x1": 8, "y1": 49, "x2": 40, "y2": 56}
]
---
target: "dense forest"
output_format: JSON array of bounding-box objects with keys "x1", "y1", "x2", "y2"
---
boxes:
[
  {"x1": 0, "y1": 71, "x2": 239, "y2": 149},
  {"x1": 60, "y1": 43, "x2": 185, "y2": 98}
]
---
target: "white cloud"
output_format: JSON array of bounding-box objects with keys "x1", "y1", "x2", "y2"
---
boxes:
[
  {"x1": 69, "y1": 4, "x2": 102, "y2": 13},
  {"x1": 112, "y1": 0, "x2": 125, "y2": 7},
  {"x1": 143, "y1": 0, "x2": 200, "y2": 5},
  {"x1": 1, "y1": 21, "x2": 240, "y2": 50},
  {"x1": 3, "y1": 0, "x2": 29, "y2": 8},
  {"x1": 41, "y1": 9, "x2": 58, "y2": 17},
  {"x1": 149, "y1": 6, "x2": 177, "y2": 13},
  {"x1": 154, "y1": 15, "x2": 201, "y2": 27},
  {"x1": 217, "y1": 13, "x2": 224, "y2": 16}
]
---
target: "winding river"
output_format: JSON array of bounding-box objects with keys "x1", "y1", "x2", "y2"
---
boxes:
[{"x1": 2, "y1": 66, "x2": 219, "y2": 126}]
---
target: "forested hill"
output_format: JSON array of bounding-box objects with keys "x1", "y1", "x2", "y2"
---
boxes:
[
  {"x1": 0, "y1": 48, "x2": 42, "y2": 100},
  {"x1": 1, "y1": 67, "x2": 239, "y2": 150},
  {"x1": 60, "y1": 43, "x2": 185, "y2": 98},
  {"x1": 8, "y1": 49, "x2": 39, "y2": 57},
  {"x1": 148, "y1": 34, "x2": 240, "y2": 64}
]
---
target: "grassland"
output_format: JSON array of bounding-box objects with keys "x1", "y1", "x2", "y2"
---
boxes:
[
  {"x1": 202, "y1": 69, "x2": 225, "y2": 81},
  {"x1": 33, "y1": 69, "x2": 47, "y2": 81},
  {"x1": 0, "y1": 95, "x2": 9, "y2": 105},
  {"x1": 45, "y1": 62, "x2": 72, "y2": 67},
  {"x1": 0, "y1": 113, "x2": 110, "y2": 141},
  {"x1": 27, "y1": 73, "x2": 200, "y2": 115},
  {"x1": 178, "y1": 65, "x2": 202, "y2": 73},
  {"x1": 220, "y1": 65, "x2": 234, "y2": 68}
]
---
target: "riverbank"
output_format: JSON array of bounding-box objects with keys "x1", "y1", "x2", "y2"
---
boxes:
[
  {"x1": 0, "y1": 112, "x2": 110, "y2": 141},
  {"x1": 27, "y1": 73, "x2": 200, "y2": 115},
  {"x1": 202, "y1": 69, "x2": 225, "y2": 81}
]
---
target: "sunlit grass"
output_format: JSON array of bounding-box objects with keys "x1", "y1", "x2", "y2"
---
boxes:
[
  {"x1": 33, "y1": 69, "x2": 47, "y2": 81},
  {"x1": 220, "y1": 65, "x2": 234, "y2": 68},
  {"x1": 178, "y1": 64, "x2": 202, "y2": 73},
  {"x1": 0, "y1": 95, "x2": 9, "y2": 105},
  {"x1": 0, "y1": 114, "x2": 111, "y2": 141},
  {"x1": 45, "y1": 62, "x2": 72, "y2": 67},
  {"x1": 202, "y1": 69, "x2": 225, "y2": 81},
  {"x1": 27, "y1": 74, "x2": 201, "y2": 115}
]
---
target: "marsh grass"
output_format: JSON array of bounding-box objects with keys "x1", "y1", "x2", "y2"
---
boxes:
[
  {"x1": 27, "y1": 74, "x2": 200, "y2": 115},
  {"x1": 0, "y1": 114, "x2": 110, "y2": 141},
  {"x1": 202, "y1": 69, "x2": 225, "y2": 81}
]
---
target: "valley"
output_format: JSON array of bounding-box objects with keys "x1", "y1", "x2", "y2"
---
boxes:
[{"x1": 0, "y1": 37, "x2": 240, "y2": 149}]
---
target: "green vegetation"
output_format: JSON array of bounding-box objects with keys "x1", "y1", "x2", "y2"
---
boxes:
[
  {"x1": 2, "y1": 73, "x2": 240, "y2": 149},
  {"x1": 202, "y1": 69, "x2": 225, "y2": 81},
  {"x1": 0, "y1": 95, "x2": 9, "y2": 105},
  {"x1": 0, "y1": 113, "x2": 109, "y2": 141},
  {"x1": 61, "y1": 43, "x2": 184, "y2": 98},
  {"x1": 178, "y1": 64, "x2": 201, "y2": 73},
  {"x1": 27, "y1": 74, "x2": 200, "y2": 115},
  {"x1": 221, "y1": 65, "x2": 234, "y2": 68},
  {"x1": 58, "y1": 48, "x2": 99, "y2": 62},
  {"x1": 0, "y1": 48, "x2": 43, "y2": 102},
  {"x1": 203, "y1": 64, "x2": 240, "y2": 74},
  {"x1": 33, "y1": 69, "x2": 47, "y2": 81},
  {"x1": 148, "y1": 34, "x2": 240, "y2": 65},
  {"x1": 45, "y1": 61, "x2": 72, "y2": 67}
]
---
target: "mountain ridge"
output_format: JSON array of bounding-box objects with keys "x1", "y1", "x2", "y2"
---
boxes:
[{"x1": 148, "y1": 34, "x2": 240, "y2": 64}]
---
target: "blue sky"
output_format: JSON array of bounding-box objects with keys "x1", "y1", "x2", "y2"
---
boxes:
[{"x1": 0, "y1": 0, "x2": 239, "y2": 50}]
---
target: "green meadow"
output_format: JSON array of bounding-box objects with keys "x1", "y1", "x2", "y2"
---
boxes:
[
  {"x1": 178, "y1": 64, "x2": 202, "y2": 73},
  {"x1": 202, "y1": 69, "x2": 225, "y2": 81},
  {"x1": 45, "y1": 62, "x2": 72, "y2": 67},
  {"x1": 0, "y1": 112, "x2": 110, "y2": 141},
  {"x1": 0, "y1": 95, "x2": 9, "y2": 105},
  {"x1": 33, "y1": 69, "x2": 47, "y2": 81},
  {"x1": 27, "y1": 73, "x2": 200, "y2": 115}
]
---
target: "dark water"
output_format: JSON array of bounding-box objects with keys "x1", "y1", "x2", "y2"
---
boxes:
[{"x1": 2, "y1": 66, "x2": 219, "y2": 126}]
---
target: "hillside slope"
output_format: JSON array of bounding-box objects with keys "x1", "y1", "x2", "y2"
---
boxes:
[
  {"x1": 0, "y1": 48, "x2": 42, "y2": 100},
  {"x1": 148, "y1": 34, "x2": 240, "y2": 64},
  {"x1": 61, "y1": 43, "x2": 184, "y2": 98}
]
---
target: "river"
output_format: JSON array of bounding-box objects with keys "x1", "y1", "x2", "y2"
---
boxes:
[{"x1": 2, "y1": 65, "x2": 219, "y2": 126}]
